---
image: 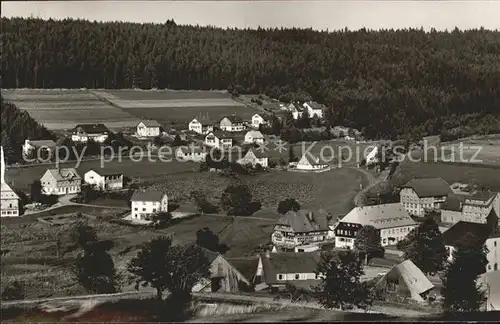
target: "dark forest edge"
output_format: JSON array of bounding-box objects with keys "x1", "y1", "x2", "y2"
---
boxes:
[{"x1": 1, "y1": 17, "x2": 500, "y2": 141}]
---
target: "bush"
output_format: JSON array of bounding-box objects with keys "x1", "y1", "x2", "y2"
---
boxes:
[
  {"x1": 277, "y1": 198, "x2": 301, "y2": 214},
  {"x1": 1, "y1": 280, "x2": 24, "y2": 301}
]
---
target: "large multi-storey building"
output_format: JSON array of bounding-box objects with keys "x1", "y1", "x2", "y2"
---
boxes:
[
  {"x1": 400, "y1": 178, "x2": 451, "y2": 217},
  {"x1": 335, "y1": 203, "x2": 418, "y2": 248},
  {"x1": 441, "y1": 191, "x2": 500, "y2": 224}
]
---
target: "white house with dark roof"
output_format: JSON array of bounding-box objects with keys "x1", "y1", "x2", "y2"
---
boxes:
[
  {"x1": 237, "y1": 148, "x2": 269, "y2": 168},
  {"x1": 302, "y1": 101, "x2": 325, "y2": 119},
  {"x1": 136, "y1": 120, "x2": 162, "y2": 137},
  {"x1": 375, "y1": 259, "x2": 434, "y2": 303},
  {"x1": 441, "y1": 191, "x2": 500, "y2": 225},
  {"x1": 254, "y1": 251, "x2": 323, "y2": 291},
  {"x1": 251, "y1": 114, "x2": 268, "y2": 128},
  {"x1": 271, "y1": 210, "x2": 329, "y2": 251},
  {"x1": 1, "y1": 146, "x2": 20, "y2": 217},
  {"x1": 442, "y1": 216, "x2": 500, "y2": 273},
  {"x1": 296, "y1": 154, "x2": 328, "y2": 171},
  {"x1": 40, "y1": 168, "x2": 82, "y2": 196},
  {"x1": 84, "y1": 169, "x2": 123, "y2": 191},
  {"x1": 219, "y1": 115, "x2": 245, "y2": 132},
  {"x1": 480, "y1": 269, "x2": 500, "y2": 310},
  {"x1": 335, "y1": 203, "x2": 418, "y2": 248},
  {"x1": 22, "y1": 139, "x2": 57, "y2": 158},
  {"x1": 71, "y1": 124, "x2": 110, "y2": 143},
  {"x1": 400, "y1": 178, "x2": 451, "y2": 217},
  {"x1": 244, "y1": 130, "x2": 265, "y2": 144},
  {"x1": 188, "y1": 117, "x2": 214, "y2": 135},
  {"x1": 130, "y1": 190, "x2": 168, "y2": 220},
  {"x1": 175, "y1": 146, "x2": 207, "y2": 162},
  {"x1": 204, "y1": 131, "x2": 233, "y2": 150}
]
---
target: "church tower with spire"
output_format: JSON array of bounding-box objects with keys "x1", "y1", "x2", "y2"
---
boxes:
[{"x1": 1, "y1": 146, "x2": 20, "y2": 217}]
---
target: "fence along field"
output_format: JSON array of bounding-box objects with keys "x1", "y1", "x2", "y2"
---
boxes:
[{"x1": 2, "y1": 89, "x2": 142, "y2": 130}]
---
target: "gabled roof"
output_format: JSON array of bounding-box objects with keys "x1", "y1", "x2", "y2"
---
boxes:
[
  {"x1": 297, "y1": 154, "x2": 324, "y2": 166},
  {"x1": 259, "y1": 252, "x2": 322, "y2": 285},
  {"x1": 221, "y1": 115, "x2": 244, "y2": 124},
  {"x1": 208, "y1": 131, "x2": 233, "y2": 140},
  {"x1": 86, "y1": 169, "x2": 123, "y2": 177},
  {"x1": 130, "y1": 190, "x2": 166, "y2": 202},
  {"x1": 226, "y1": 257, "x2": 259, "y2": 283},
  {"x1": 467, "y1": 190, "x2": 497, "y2": 202},
  {"x1": 252, "y1": 113, "x2": 267, "y2": 120},
  {"x1": 377, "y1": 260, "x2": 434, "y2": 302},
  {"x1": 402, "y1": 178, "x2": 451, "y2": 197},
  {"x1": 138, "y1": 120, "x2": 162, "y2": 127},
  {"x1": 277, "y1": 209, "x2": 329, "y2": 233},
  {"x1": 304, "y1": 101, "x2": 325, "y2": 110},
  {"x1": 1, "y1": 182, "x2": 19, "y2": 199},
  {"x1": 191, "y1": 116, "x2": 213, "y2": 126},
  {"x1": 442, "y1": 221, "x2": 492, "y2": 247},
  {"x1": 340, "y1": 203, "x2": 417, "y2": 230},
  {"x1": 45, "y1": 168, "x2": 81, "y2": 181},
  {"x1": 245, "y1": 130, "x2": 264, "y2": 139},
  {"x1": 74, "y1": 123, "x2": 110, "y2": 134},
  {"x1": 26, "y1": 140, "x2": 57, "y2": 148},
  {"x1": 244, "y1": 148, "x2": 268, "y2": 159},
  {"x1": 442, "y1": 193, "x2": 467, "y2": 212}
]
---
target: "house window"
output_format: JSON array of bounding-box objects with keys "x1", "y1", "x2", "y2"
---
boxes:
[
  {"x1": 142, "y1": 208, "x2": 146, "y2": 212},
  {"x1": 495, "y1": 263, "x2": 498, "y2": 271},
  {"x1": 278, "y1": 274, "x2": 283, "y2": 280},
  {"x1": 495, "y1": 241, "x2": 497, "y2": 247},
  {"x1": 134, "y1": 208, "x2": 138, "y2": 211},
  {"x1": 383, "y1": 238, "x2": 387, "y2": 244},
  {"x1": 152, "y1": 209, "x2": 157, "y2": 213},
  {"x1": 387, "y1": 280, "x2": 398, "y2": 292},
  {"x1": 295, "y1": 274, "x2": 300, "y2": 280}
]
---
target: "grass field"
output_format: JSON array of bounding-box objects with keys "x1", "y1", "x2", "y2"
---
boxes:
[
  {"x1": 438, "y1": 138, "x2": 500, "y2": 166},
  {"x1": 2, "y1": 89, "x2": 141, "y2": 130}
]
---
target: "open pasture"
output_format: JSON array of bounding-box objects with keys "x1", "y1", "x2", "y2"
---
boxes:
[
  {"x1": 438, "y1": 139, "x2": 500, "y2": 167},
  {"x1": 2, "y1": 89, "x2": 141, "y2": 130},
  {"x1": 105, "y1": 89, "x2": 232, "y2": 100}
]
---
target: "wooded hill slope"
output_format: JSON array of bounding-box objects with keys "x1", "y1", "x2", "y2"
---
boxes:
[{"x1": 2, "y1": 18, "x2": 500, "y2": 139}]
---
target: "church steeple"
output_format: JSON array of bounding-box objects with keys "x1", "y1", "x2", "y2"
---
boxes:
[{"x1": 1, "y1": 146, "x2": 5, "y2": 183}]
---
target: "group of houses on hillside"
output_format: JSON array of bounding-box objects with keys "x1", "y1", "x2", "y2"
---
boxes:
[{"x1": 279, "y1": 101, "x2": 325, "y2": 119}]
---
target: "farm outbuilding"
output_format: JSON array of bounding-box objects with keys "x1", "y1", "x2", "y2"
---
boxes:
[{"x1": 375, "y1": 259, "x2": 434, "y2": 303}]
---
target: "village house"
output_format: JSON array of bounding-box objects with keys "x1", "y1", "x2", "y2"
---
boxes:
[
  {"x1": 71, "y1": 123, "x2": 110, "y2": 143},
  {"x1": 204, "y1": 131, "x2": 233, "y2": 150},
  {"x1": 302, "y1": 101, "x2": 325, "y2": 119},
  {"x1": 400, "y1": 178, "x2": 451, "y2": 217},
  {"x1": 40, "y1": 168, "x2": 82, "y2": 196},
  {"x1": 188, "y1": 117, "x2": 214, "y2": 135},
  {"x1": 192, "y1": 247, "x2": 253, "y2": 293},
  {"x1": 237, "y1": 148, "x2": 269, "y2": 168},
  {"x1": 136, "y1": 120, "x2": 162, "y2": 137},
  {"x1": 442, "y1": 218, "x2": 500, "y2": 273},
  {"x1": 251, "y1": 114, "x2": 268, "y2": 128},
  {"x1": 219, "y1": 115, "x2": 245, "y2": 132},
  {"x1": 335, "y1": 203, "x2": 418, "y2": 248},
  {"x1": 244, "y1": 130, "x2": 265, "y2": 144},
  {"x1": 130, "y1": 190, "x2": 168, "y2": 220},
  {"x1": 375, "y1": 260, "x2": 434, "y2": 303},
  {"x1": 1, "y1": 147, "x2": 20, "y2": 217},
  {"x1": 84, "y1": 169, "x2": 123, "y2": 191},
  {"x1": 271, "y1": 210, "x2": 329, "y2": 252},
  {"x1": 296, "y1": 154, "x2": 329, "y2": 171},
  {"x1": 441, "y1": 190, "x2": 500, "y2": 225},
  {"x1": 22, "y1": 139, "x2": 57, "y2": 159},
  {"x1": 175, "y1": 146, "x2": 207, "y2": 162},
  {"x1": 253, "y1": 251, "x2": 322, "y2": 291}
]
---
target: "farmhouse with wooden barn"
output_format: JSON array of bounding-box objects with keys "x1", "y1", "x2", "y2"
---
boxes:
[
  {"x1": 71, "y1": 123, "x2": 110, "y2": 143},
  {"x1": 130, "y1": 190, "x2": 168, "y2": 220},
  {"x1": 136, "y1": 120, "x2": 162, "y2": 137},
  {"x1": 22, "y1": 139, "x2": 57, "y2": 159},
  {"x1": 244, "y1": 130, "x2": 265, "y2": 144},
  {"x1": 296, "y1": 154, "x2": 328, "y2": 171},
  {"x1": 192, "y1": 247, "x2": 253, "y2": 293},
  {"x1": 254, "y1": 251, "x2": 322, "y2": 291},
  {"x1": 204, "y1": 131, "x2": 233, "y2": 150},
  {"x1": 375, "y1": 259, "x2": 434, "y2": 303},
  {"x1": 237, "y1": 148, "x2": 268, "y2": 168},
  {"x1": 1, "y1": 146, "x2": 20, "y2": 217},
  {"x1": 271, "y1": 209, "x2": 329, "y2": 252},
  {"x1": 219, "y1": 115, "x2": 245, "y2": 132},
  {"x1": 84, "y1": 169, "x2": 124, "y2": 191},
  {"x1": 335, "y1": 203, "x2": 418, "y2": 248},
  {"x1": 188, "y1": 117, "x2": 214, "y2": 135},
  {"x1": 40, "y1": 168, "x2": 82, "y2": 196},
  {"x1": 302, "y1": 101, "x2": 325, "y2": 119},
  {"x1": 400, "y1": 178, "x2": 451, "y2": 217}
]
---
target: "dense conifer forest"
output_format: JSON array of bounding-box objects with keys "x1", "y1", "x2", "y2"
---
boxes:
[{"x1": 1, "y1": 17, "x2": 500, "y2": 139}]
